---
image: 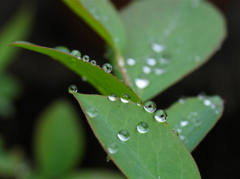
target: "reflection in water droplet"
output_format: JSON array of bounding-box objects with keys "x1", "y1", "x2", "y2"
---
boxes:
[
  {"x1": 120, "y1": 94, "x2": 130, "y2": 103},
  {"x1": 71, "y1": 50, "x2": 81, "y2": 59},
  {"x1": 82, "y1": 55, "x2": 90, "y2": 62},
  {"x1": 144, "y1": 101, "x2": 157, "y2": 113},
  {"x1": 152, "y1": 43, "x2": 165, "y2": 53},
  {"x1": 90, "y1": 60, "x2": 97, "y2": 65},
  {"x1": 68, "y1": 85, "x2": 78, "y2": 93},
  {"x1": 147, "y1": 58, "x2": 156, "y2": 66},
  {"x1": 142, "y1": 65, "x2": 151, "y2": 74},
  {"x1": 55, "y1": 46, "x2": 70, "y2": 53},
  {"x1": 107, "y1": 142, "x2": 118, "y2": 154},
  {"x1": 135, "y1": 78, "x2": 149, "y2": 89},
  {"x1": 117, "y1": 129, "x2": 130, "y2": 141},
  {"x1": 154, "y1": 109, "x2": 167, "y2": 122},
  {"x1": 108, "y1": 93, "x2": 117, "y2": 101},
  {"x1": 86, "y1": 106, "x2": 98, "y2": 118},
  {"x1": 127, "y1": 58, "x2": 136, "y2": 66},
  {"x1": 102, "y1": 63, "x2": 112, "y2": 73},
  {"x1": 180, "y1": 121, "x2": 189, "y2": 127},
  {"x1": 137, "y1": 122, "x2": 149, "y2": 133}
]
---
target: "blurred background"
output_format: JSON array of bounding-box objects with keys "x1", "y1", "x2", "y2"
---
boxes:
[{"x1": 0, "y1": 0, "x2": 239, "y2": 178}]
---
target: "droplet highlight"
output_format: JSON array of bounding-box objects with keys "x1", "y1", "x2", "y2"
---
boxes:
[
  {"x1": 120, "y1": 94, "x2": 130, "y2": 103},
  {"x1": 108, "y1": 93, "x2": 117, "y2": 101},
  {"x1": 154, "y1": 109, "x2": 167, "y2": 122},
  {"x1": 137, "y1": 122, "x2": 149, "y2": 133},
  {"x1": 68, "y1": 85, "x2": 78, "y2": 93},
  {"x1": 144, "y1": 101, "x2": 157, "y2": 113},
  {"x1": 85, "y1": 106, "x2": 98, "y2": 118},
  {"x1": 117, "y1": 129, "x2": 130, "y2": 141},
  {"x1": 102, "y1": 63, "x2": 112, "y2": 73}
]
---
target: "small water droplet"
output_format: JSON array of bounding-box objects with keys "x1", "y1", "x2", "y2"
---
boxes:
[
  {"x1": 158, "y1": 175, "x2": 161, "y2": 179},
  {"x1": 152, "y1": 43, "x2": 165, "y2": 53},
  {"x1": 180, "y1": 121, "x2": 189, "y2": 127},
  {"x1": 154, "y1": 109, "x2": 167, "y2": 122},
  {"x1": 108, "y1": 93, "x2": 117, "y2": 101},
  {"x1": 142, "y1": 65, "x2": 151, "y2": 74},
  {"x1": 172, "y1": 129, "x2": 179, "y2": 136},
  {"x1": 135, "y1": 78, "x2": 149, "y2": 89},
  {"x1": 102, "y1": 63, "x2": 112, "y2": 73},
  {"x1": 154, "y1": 68, "x2": 166, "y2": 75},
  {"x1": 71, "y1": 50, "x2": 81, "y2": 59},
  {"x1": 117, "y1": 129, "x2": 130, "y2": 141},
  {"x1": 146, "y1": 58, "x2": 156, "y2": 66},
  {"x1": 90, "y1": 60, "x2": 97, "y2": 65},
  {"x1": 127, "y1": 58, "x2": 136, "y2": 66},
  {"x1": 68, "y1": 85, "x2": 78, "y2": 93},
  {"x1": 204, "y1": 99, "x2": 211, "y2": 106},
  {"x1": 137, "y1": 122, "x2": 149, "y2": 133},
  {"x1": 197, "y1": 93, "x2": 206, "y2": 100},
  {"x1": 120, "y1": 94, "x2": 130, "y2": 103},
  {"x1": 85, "y1": 106, "x2": 98, "y2": 118},
  {"x1": 55, "y1": 46, "x2": 70, "y2": 53},
  {"x1": 178, "y1": 97, "x2": 185, "y2": 104},
  {"x1": 82, "y1": 55, "x2": 90, "y2": 62},
  {"x1": 136, "y1": 101, "x2": 143, "y2": 106},
  {"x1": 106, "y1": 155, "x2": 111, "y2": 162},
  {"x1": 144, "y1": 101, "x2": 157, "y2": 113},
  {"x1": 179, "y1": 135, "x2": 185, "y2": 140},
  {"x1": 107, "y1": 142, "x2": 118, "y2": 154},
  {"x1": 81, "y1": 76, "x2": 87, "y2": 81}
]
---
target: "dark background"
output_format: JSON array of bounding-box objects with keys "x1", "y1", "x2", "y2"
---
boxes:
[{"x1": 0, "y1": 0, "x2": 239, "y2": 178}]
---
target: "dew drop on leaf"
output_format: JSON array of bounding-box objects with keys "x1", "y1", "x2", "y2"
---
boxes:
[
  {"x1": 85, "y1": 106, "x2": 98, "y2": 118},
  {"x1": 180, "y1": 121, "x2": 189, "y2": 127},
  {"x1": 108, "y1": 93, "x2": 117, "y2": 101},
  {"x1": 90, "y1": 60, "x2": 97, "y2": 65},
  {"x1": 127, "y1": 58, "x2": 136, "y2": 66},
  {"x1": 154, "y1": 109, "x2": 167, "y2": 122},
  {"x1": 142, "y1": 65, "x2": 151, "y2": 74},
  {"x1": 120, "y1": 94, "x2": 130, "y2": 103},
  {"x1": 204, "y1": 99, "x2": 212, "y2": 106},
  {"x1": 55, "y1": 46, "x2": 70, "y2": 53},
  {"x1": 107, "y1": 142, "x2": 118, "y2": 154},
  {"x1": 71, "y1": 50, "x2": 81, "y2": 59},
  {"x1": 144, "y1": 101, "x2": 157, "y2": 113},
  {"x1": 68, "y1": 85, "x2": 78, "y2": 93},
  {"x1": 137, "y1": 122, "x2": 149, "y2": 133},
  {"x1": 102, "y1": 63, "x2": 112, "y2": 73},
  {"x1": 82, "y1": 55, "x2": 90, "y2": 62},
  {"x1": 135, "y1": 78, "x2": 149, "y2": 89},
  {"x1": 151, "y1": 43, "x2": 164, "y2": 53},
  {"x1": 136, "y1": 101, "x2": 143, "y2": 106},
  {"x1": 154, "y1": 68, "x2": 166, "y2": 75},
  {"x1": 117, "y1": 129, "x2": 130, "y2": 141},
  {"x1": 146, "y1": 58, "x2": 156, "y2": 66}
]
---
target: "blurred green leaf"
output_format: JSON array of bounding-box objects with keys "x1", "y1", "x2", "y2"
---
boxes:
[
  {"x1": 115, "y1": 0, "x2": 226, "y2": 101},
  {"x1": 73, "y1": 93, "x2": 201, "y2": 179},
  {"x1": 167, "y1": 95, "x2": 224, "y2": 152},
  {"x1": 10, "y1": 42, "x2": 141, "y2": 103},
  {"x1": 63, "y1": 0, "x2": 126, "y2": 53},
  {"x1": 34, "y1": 99, "x2": 85, "y2": 178}
]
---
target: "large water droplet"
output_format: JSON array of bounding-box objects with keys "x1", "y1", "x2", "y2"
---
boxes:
[
  {"x1": 137, "y1": 122, "x2": 149, "y2": 133},
  {"x1": 135, "y1": 78, "x2": 149, "y2": 89},
  {"x1": 82, "y1": 55, "x2": 90, "y2": 62},
  {"x1": 68, "y1": 85, "x2": 78, "y2": 93},
  {"x1": 146, "y1": 58, "x2": 156, "y2": 66},
  {"x1": 120, "y1": 94, "x2": 130, "y2": 103},
  {"x1": 85, "y1": 106, "x2": 98, "y2": 118},
  {"x1": 152, "y1": 43, "x2": 165, "y2": 53},
  {"x1": 142, "y1": 65, "x2": 151, "y2": 74},
  {"x1": 102, "y1": 63, "x2": 112, "y2": 73},
  {"x1": 127, "y1": 58, "x2": 136, "y2": 66},
  {"x1": 108, "y1": 93, "x2": 117, "y2": 101},
  {"x1": 180, "y1": 121, "x2": 189, "y2": 127},
  {"x1": 144, "y1": 101, "x2": 157, "y2": 113},
  {"x1": 55, "y1": 46, "x2": 70, "y2": 53},
  {"x1": 71, "y1": 50, "x2": 81, "y2": 59},
  {"x1": 107, "y1": 142, "x2": 118, "y2": 154},
  {"x1": 154, "y1": 109, "x2": 167, "y2": 122},
  {"x1": 117, "y1": 129, "x2": 130, "y2": 141}
]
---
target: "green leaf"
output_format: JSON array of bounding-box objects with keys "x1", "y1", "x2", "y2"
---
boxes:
[
  {"x1": 167, "y1": 95, "x2": 224, "y2": 152},
  {"x1": 116, "y1": 0, "x2": 226, "y2": 101},
  {"x1": 63, "y1": 0, "x2": 126, "y2": 53},
  {"x1": 64, "y1": 169, "x2": 125, "y2": 179},
  {"x1": 0, "y1": 6, "x2": 33, "y2": 72},
  {"x1": 34, "y1": 99, "x2": 85, "y2": 178},
  {"x1": 73, "y1": 93, "x2": 201, "y2": 179},
  {"x1": 9, "y1": 42, "x2": 141, "y2": 103}
]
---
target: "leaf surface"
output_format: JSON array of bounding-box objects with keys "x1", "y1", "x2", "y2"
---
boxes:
[
  {"x1": 167, "y1": 95, "x2": 224, "y2": 152},
  {"x1": 73, "y1": 93, "x2": 201, "y2": 179}
]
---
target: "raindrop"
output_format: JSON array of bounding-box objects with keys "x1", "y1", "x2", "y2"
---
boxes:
[
  {"x1": 154, "y1": 109, "x2": 167, "y2": 122},
  {"x1": 135, "y1": 78, "x2": 149, "y2": 89},
  {"x1": 90, "y1": 60, "x2": 97, "y2": 65},
  {"x1": 152, "y1": 43, "x2": 164, "y2": 53},
  {"x1": 85, "y1": 106, "x2": 98, "y2": 118},
  {"x1": 82, "y1": 55, "x2": 90, "y2": 62},
  {"x1": 107, "y1": 142, "x2": 118, "y2": 154},
  {"x1": 146, "y1": 58, "x2": 156, "y2": 66},
  {"x1": 55, "y1": 46, "x2": 70, "y2": 53},
  {"x1": 68, "y1": 85, "x2": 78, "y2": 93},
  {"x1": 136, "y1": 101, "x2": 143, "y2": 106},
  {"x1": 142, "y1": 65, "x2": 151, "y2": 74},
  {"x1": 137, "y1": 122, "x2": 149, "y2": 133},
  {"x1": 71, "y1": 50, "x2": 81, "y2": 59},
  {"x1": 108, "y1": 93, "x2": 117, "y2": 101},
  {"x1": 120, "y1": 94, "x2": 130, "y2": 103},
  {"x1": 117, "y1": 129, "x2": 130, "y2": 141},
  {"x1": 102, "y1": 63, "x2": 112, "y2": 73},
  {"x1": 127, "y1": 58, "x2": 136, "y2": 66},
  {"x1": 204, "y1": 99, "x2": 211, "y2": 106},
  {"x1": 144, "y1": 101, "x2": 157, "y2": 113},
  {"x1": 180, "y1": 121, "x2": 189, "y2": 127}
]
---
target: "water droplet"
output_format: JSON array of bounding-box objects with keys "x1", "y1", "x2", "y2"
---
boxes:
[
  {"x1": 90, "y1": 60, "x2": 97, "y2": 65},
  {"x1": 180, "y1": 121, "x2": 189, "y2": 127},
  {"x1": 81, "y1": 76, "x2": 87, "y2": 81},
  {"x1": 108, "y1": 93, "x2": 117, "y2": 101},
  {"x1": 68, "y1": 85, "x2": 78, "y2": 93},
  {"x1": 135, "y1": 78, "x2": 149, "y2": 89},
  {"x1": 127, "y1": 58, "x2": 136, "y2": 66},
  {"x1": 107, "y1": 142, "x2": 118, "y2": 154},
  {"x1": 154, "y1": 109, "x2": 167, "y2": 122},
  {"x1": 71, "y1": 50, "x2": 81, "y2": 59},
  {"x1": 55, "y1": 46, "x2": 70, "y2": 53},
  {"x1": 142, "y1": 65, "x2": 151, "y2": 74},
  {"x1": 82, "y1": 55, "x2": 90, "y2": 62},
  {"x1": 146, "y1": 58, "x2": 156, "y2": 66},
  {"x1": 178, "y1": 97, "x2": 185, "y2": 104},
  {"x1": 152, "y1": 43, "x2": 164, "y2": 53},
  {"x1": 158, "y1": 175, "x2": 161, "y2": 178},
  {"x1": 154, "y1": 68, "x2": 166, "y2": 75},
  {"x1": 136, "y1": 101, "x2": 143, "y2": 106},
  {"x1": 102, "y1": 63, "x2": 112, "y2": 73},
  {"x1": 137, "y1": 122, "x2": 149, "y2": 133},
  {"x1": 85, "y1": 106, "x2": 98, "y2": 118},
  {"x1": 197, "y1": 93, "x2": 206, "y2": 100},
  {"x1": 144, "y1": 101, "x2": 157, "y2": 113},
  {"x1": 172, "y1": 129, "x2": 179, "y2": 136},
  {"x1": 204, "y1": 99, "x2": 211, "y2": 106},
  {"x1": 120, "y1": 94, "x2": 130, "y2": 103},
  {"x1": 179, "y1": 135, "x2": 186, "y2": 140},
  {"x1": 117, "y1": 129, "x2": 130, "y2": 141}
]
